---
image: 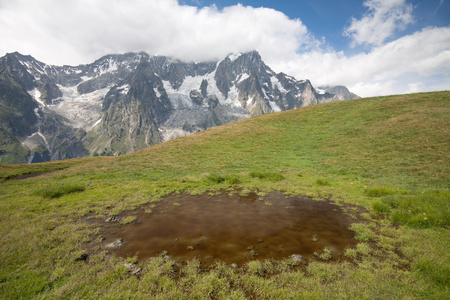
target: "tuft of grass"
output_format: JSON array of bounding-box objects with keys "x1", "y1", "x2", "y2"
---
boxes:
[
  {"x1": 247, "y1": 261, "x2": 264, "y2": 275},
  {"x1": 382, "y1": 191, "x2": 450, "y2": 228},
  {"x1": 344, "y1": 248, "x2": 357, "y2": 259},
  {"x1": 414, "y1": 258, "x2": 450, "y2": 286},
  {"x1": 249, "y1": 171, "x2": 284, "y2": 182},
  {"x1": 364, "y1": 186, "x2": 407, "y2": 197},
  {"x1": 224, "y1": 174, "x2": 241, "y2": 184},
  {"x1": 120, "y1": 216, "x2": 137, "y2": 224},
  {"x1": 372, "y1": 201, "x2": 390, "y2": 215},
  {"x1": 316, "y1": 178, "x2": 330, "y2": 186},
  {"x1": 206, "y1": 174, "x2": 226, "y2": 183},
  {"x1": 348, "y1": 223, "x2": 376, "y2": 241},
  {"x1": 356, "y1": 243, "x2": 372, "y2": 255},
  {"x1": 34, "y1": 182, "x2": 86, "y2": 198},
  {"x1": 314, "y1": 247, "x2": 332, "y2": 261}
]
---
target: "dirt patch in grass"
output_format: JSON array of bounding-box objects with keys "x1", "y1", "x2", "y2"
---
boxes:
[{"x1": 93, "y1": 191, "x2": 364, "y2": 267}]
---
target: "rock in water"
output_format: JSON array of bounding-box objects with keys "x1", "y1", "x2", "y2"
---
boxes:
[
  {"x1": 105, "y1": 238, "x2": 124, "y2": 249},
  {"x1": 105, "y1": 216, "x2": 121, "y2": 222},
  {"x1": 291, "y1": 254, "x2": 304, "y2": 263}
]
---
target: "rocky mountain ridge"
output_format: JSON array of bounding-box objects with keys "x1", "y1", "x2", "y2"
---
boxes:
[{"x1": 0, "y1": 51, "x2": 358, "y2": 163}]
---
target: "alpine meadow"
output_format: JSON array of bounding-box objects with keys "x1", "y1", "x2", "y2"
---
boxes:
[{"x1": 0, "y1": 91, "x2": 449, "y2": 299}]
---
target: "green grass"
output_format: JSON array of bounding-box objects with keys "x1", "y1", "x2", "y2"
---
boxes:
[
  {"x1": 0, "y1": 92, "x2": 449, "y2": 299},
  {"x1": 382, "y1": 191, "x2": 450, "y2": 228}
]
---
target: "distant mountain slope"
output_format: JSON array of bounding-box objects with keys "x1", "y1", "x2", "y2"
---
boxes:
[{"x1": 0, "y1": 51, "x2": 358, "y2": 163}]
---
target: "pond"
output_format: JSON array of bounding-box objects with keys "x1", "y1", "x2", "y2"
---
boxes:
[{"x1": 97, "y1": 191, "x2": 360, "y2": 266}]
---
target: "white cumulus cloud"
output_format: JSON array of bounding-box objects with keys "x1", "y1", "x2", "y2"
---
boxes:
[
  {"x1": 270, "y1": 27, "x2": 450, "y2": 97},
  {"x1": 344, "y1": 0, "x2": 414, "y2": 47},
  {"x1": 0, "y1": 0, "x2": 313, "y2": 65}
]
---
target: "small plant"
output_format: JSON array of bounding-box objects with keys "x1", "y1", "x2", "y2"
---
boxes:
[
  {"x1": 125, "y1": 256, "x2": 137, "y2": 264},
  {"x1": 413, "y1": 258, "x2": 450, "y2": 286},
  {"x1": 173, "y1": 202, "x2": 181, "y2": 207},
  {"x1": 316, "y1": 178, "x2": 329, "y2": 186},
  {"x1": 249, "y1": 171, "x2": 284, "y2": 182},
  {"x1": 264, "y1": 201, "x2": 272, "y2": 206},
  {"x1": 51, "y1": 266, "x2": 67, "y2": 281},
  {"x1": 225, "y1": 175, "x2": 241, "y2": 184},
  {"x1": 372, "y1": 201, "x2": 390, "y2": 215},
  {"x1": 349, "y1": 223, "x2": 375, "y2": 241},
  {"x1": 247, "y1": 260, "x2": 264, "y2": 275},
  {"x1": 356, "y1": 243, "x2": 372, "y2": 255},
  {"x1": 311, "y1": 234, "x2": 319, "y2": 242},
  {"x1": 364, "y1": 186, "x2": 407, "y2": 197},
  {"x1": 206, "y1": 174, "x2": 226, "y2": 183},
  {"x1": 344, "y1": 248, "x2": 357, "y2": 259},
  {"x1": 121, "y1": 216, "x2": 137, "y2": 224},
  {"x1": 150, "y1": 197, "x2": 161, "y2": 203},
  {"x1": 314, "y1": 247, "x2": 332, "y2": 261}
]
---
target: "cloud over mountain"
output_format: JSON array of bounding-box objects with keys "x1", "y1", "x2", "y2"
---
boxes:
[{"x1": 0, "y1": 0, "x2": 449, "y2": 97}]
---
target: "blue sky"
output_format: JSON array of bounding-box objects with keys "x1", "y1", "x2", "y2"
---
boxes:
[
  {"x1": 0, "y1": 0, "x2": 449, "y2": 96},
  {"x1": 191, "y1": 0, "x2": 449, "y2": 54}
]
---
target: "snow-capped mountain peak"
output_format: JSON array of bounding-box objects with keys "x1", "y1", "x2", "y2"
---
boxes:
[{"x1": 0, "y1": 50, "x2": 358, "y2": 163}]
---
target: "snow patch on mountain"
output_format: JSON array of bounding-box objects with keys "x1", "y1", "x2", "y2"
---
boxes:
[
  {"x1": 96, "y1": 58, "x2": 119, "y2": 76},
  {"x1": 48, "y1": 85, "x2": 108, "y2": 128},
  {"x1": 33, "y1": 108, "x2": 40, "y2": 118},
  {"x1": 270, "y1": 76, "x2": 288, "y2": 93},
  {"x1": 228, "y1": 52, "x2": 242, "y2": 62},
  {"x1": 238, "y1": 73, "x2": 250, "y2": 83},
  {"x1": 269, "y1": 100, "x2": 281, "y2": 112},
  {"x1": 89, "y1": 118, "x2": 102, "y2": 131},
  {"x1": 118, "y1": 84, "x2": 130, "y2": 95},
  {"x1": 204, "y1": 72, "x2": 226, "y2": 103},
  {"x1": 163, "y1": 71, "x2": 238, "y2": 108},
  {"x1": 163, "y1": 80, "x2": 195, "y2": 109},
  {"x1": 153, "y1": 87, "x2": 161, "y2": 98},
  {"x1": 28, "y1": 88, "x2": 45, "y2": 106},
  {"x1": 225, "y1": 85, "x2": 241, "y2": 107},
  {"x1": 21, "y1": 131, "x2": 49, "y2": 151},
  {"x1": 81, "y1": 75, "x2": 93, "y2": 81}
]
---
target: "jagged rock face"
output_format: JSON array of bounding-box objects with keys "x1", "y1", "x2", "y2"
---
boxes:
[
  {"x1": 0, "y1": 54, "x2": 38, "y2": 137},
  {"x1": 319, "y1": 85, "x2": 360, "y2": 101},
  {"x1": 0, "y1": 50, "x2": 358, "y2": 163}
]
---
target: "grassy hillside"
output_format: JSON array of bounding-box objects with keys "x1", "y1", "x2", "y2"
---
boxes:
[{"x1": 0, "y1": 92, "x2": 449, "y2": 299}]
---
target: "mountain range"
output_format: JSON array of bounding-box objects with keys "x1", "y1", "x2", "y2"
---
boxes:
[{"x1": 0, "y1": 50, "x2": 358, "y2": 164}]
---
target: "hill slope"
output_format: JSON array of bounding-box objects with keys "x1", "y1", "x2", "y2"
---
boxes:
[{"x1": 0, "y1": 92, "x2": 448, "y2": 299}]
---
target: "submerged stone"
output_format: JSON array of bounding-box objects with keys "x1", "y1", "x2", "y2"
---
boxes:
[
  {"x1": 105, "y1": 238, "x2": 124, "y2": 249},
  {"x1": 291, "y1": 254, "x2": 304, "y2": 263}
]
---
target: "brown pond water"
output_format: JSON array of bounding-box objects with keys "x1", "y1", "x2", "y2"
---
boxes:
[{"x1": 97, "y1": 191, "x2": 359, "y2": 266}]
